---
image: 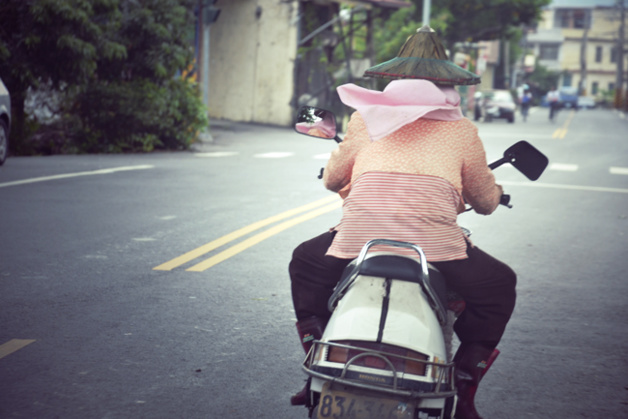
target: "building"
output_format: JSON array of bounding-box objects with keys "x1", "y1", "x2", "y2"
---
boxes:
[
  {"x1": 205, "y1": 0, "x2": 409, "y2": 127},
  {"x1": 525, "y1": 0, "x2": 627, "y2": 99}
]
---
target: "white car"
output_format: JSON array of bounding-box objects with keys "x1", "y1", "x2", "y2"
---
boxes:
[
  {"x1": 577, "y1": 96, "x2": 596, "y2": 109},
  {"x1": 0, "y1": 76, "x2": 10, "y2": 165}
]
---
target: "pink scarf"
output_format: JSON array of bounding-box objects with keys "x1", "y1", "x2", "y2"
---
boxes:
[{"x1": 336, "y1": 80, "x2": 463, "y2": 141}]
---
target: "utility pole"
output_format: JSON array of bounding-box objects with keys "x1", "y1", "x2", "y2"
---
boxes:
[
  {"x1": 579, "y1": 27, "x2": 589, "y2": 96},
  {"x1": 423, "y1": 0, "x2": 431, "y2": 26},
  {"x1": 616, "y1": 0, "x2": 625, "y2": 109},
  {"x1": 198, "y1": 0, "x2": 221, "y2": 108}
]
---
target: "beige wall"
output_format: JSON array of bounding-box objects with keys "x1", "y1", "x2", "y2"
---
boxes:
[
  {"x1": 539, "y1": 7, "x2": 624, "y2": 96},
  {"x1": 561, "y1": 9, "x2": 621, "y2": 94},
  {"x1": 208, "y1": 0, "x2": 298, "y2": 125}
]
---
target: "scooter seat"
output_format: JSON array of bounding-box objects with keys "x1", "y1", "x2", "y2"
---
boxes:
[{"x1": 354, "y1": 255, "x2": 449, "y2": 310}]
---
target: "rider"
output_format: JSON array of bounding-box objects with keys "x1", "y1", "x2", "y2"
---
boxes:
[
  {"x1": 547, "y1": 86, "x2": 560, "y2": 121},
  {"x1": 290, "y1": 26, "x2": 516, "y2": 419},
  {"x1": 520, "y1": 86, "x2": 533, "y2": 122}
]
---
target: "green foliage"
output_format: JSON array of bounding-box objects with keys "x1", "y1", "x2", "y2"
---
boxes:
[
  {"x1": 425, "y1": 0, "x2": 551, "y2": 47},
  {"x1": 527, "y1": 61, "x2": 560, "y2": 93},
  {"x1": 373, "y1": 5, "x2": 448, "y2": 64},
  {"x1": 0, "y1": 0, "x2": 207, "y2": 155},
  {"x1": 71, "y1": 78, "x2": 206, "y2": 153}
]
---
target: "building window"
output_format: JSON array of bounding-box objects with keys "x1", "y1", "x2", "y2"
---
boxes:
[
  {"x1": 540, "y1": 44, "x2": 560, "y2": 60},
  {"x1": 595, "y1": 46, "x2": 602, "y2": 63},
  {"x1": 555, "y1": 10, "x2": 570, "y2": 27},
  {"x1": 611, "y1": 47, "x2": 617, "y2": 63},
  {"x1": 554, "y1": 9, "x2": 590, "y2": 29},
  {"x1": 592, "y1": 82, "x2": 598, "y2": 95},
  {"x1": 562, "y1": 73, "x2": 572, "y2": 87},
  {"x1": 573, "y1": 10, "x2": 590, "y2": 29},
  {"x1": 609, "y1": 82, "x2": 615, "y2": 91}
]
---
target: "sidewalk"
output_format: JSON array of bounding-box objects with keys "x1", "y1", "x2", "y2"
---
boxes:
[{"x1": 190, "y1": 118, "x2": 291, "y2": 152}]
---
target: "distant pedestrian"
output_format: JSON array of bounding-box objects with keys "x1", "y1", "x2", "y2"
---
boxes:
[
  {"x1": 547, "y1": 87, "x2": 560, "y2": 121},
  {"x1": 520, "y1": 89, "x2": 532, "y2": 122}
]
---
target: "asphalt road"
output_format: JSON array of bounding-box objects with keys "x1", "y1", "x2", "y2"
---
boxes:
[{"x1": 1, "y1": 106, "x2": 627, "y2": 418}]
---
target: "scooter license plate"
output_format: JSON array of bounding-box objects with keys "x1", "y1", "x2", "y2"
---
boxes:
[{"x1": 317, "y1": 383, "x2": 414, "y2": 419}]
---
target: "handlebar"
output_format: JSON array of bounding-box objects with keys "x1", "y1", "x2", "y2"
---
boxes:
[{"x1": 500, "y1": 194, "x2": 512, "y2": 208}]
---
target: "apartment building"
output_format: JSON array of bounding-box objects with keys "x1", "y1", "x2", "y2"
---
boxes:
[
  {"x1": 206, "y1": 0, "x2": 409, "y2": 126},
  {"x1": 526, "y1": 0, "x2": 626, "y2": 98}
]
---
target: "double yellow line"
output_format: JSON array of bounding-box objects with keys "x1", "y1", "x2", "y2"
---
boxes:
[
  {"x1": 552, "y1": 109, "x2": 575, "y2": 139},
  {"x1": 153, "y1": 195, "x2": 342, "y2": 272},
  {"x1": 0, "y1": 339, "x2": 36, "y2": 360}
]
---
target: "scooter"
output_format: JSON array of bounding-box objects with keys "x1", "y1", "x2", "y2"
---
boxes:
[{"x1": 293, "y1": 106, "x2": 549, "y2": 419}]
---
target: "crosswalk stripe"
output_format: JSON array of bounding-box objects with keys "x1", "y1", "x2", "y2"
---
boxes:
[
  {"x1": 550, "y1": 163, "x2": 579, "y2": 171},
  {"x1": 254, "y1": 152, "x2": 294, "y2": 158},
  {"x1": 610, "y1": 167, "x2": 628, "y2": 175}
]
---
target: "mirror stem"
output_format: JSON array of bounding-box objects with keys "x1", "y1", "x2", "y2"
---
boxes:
[{"x1": 489, "y1": 157, "x2": 508, "y2": 170}]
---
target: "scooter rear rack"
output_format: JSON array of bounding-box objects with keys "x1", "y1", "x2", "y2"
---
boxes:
[{"x1": 303, "y1": 340, "x2": 456, "y2": 400}]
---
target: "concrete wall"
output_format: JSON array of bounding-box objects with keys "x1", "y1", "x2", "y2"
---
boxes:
[{"x1": 208, "y1": 0, "x2": 299, "y2": 126}]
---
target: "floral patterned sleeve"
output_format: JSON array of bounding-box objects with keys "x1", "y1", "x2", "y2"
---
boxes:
[
  {"x1": 323, "y1": 112, "x2": 370, "y2": 194},
  {"x1": 461, "y1": 127, "x2": 503, "y2": 215}
]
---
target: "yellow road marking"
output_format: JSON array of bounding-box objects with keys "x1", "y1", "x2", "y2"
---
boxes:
[
  {"x1": 552, "y1": 110, "x2": 575, "y2": 139},
  {"x1": 187, "y1": 201, "x2": 342, "y2": 271},
  {"x1": 0, "y1": 339, "x2": 36, "y2": 360},
  {"x1": 153, "y1": 195, "x2": 341, "y2": 271}
]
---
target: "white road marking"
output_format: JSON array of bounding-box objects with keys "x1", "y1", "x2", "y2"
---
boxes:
[
  {"x1": 610, "y1": 167, "x2": 628, "y2": 175},
  {"x1": 194, "y1": 152, "x2": 239, "y2": 157},
  {"x1": 550, "y1": 163, "x2": 579, "y2": 172},
  {"x1": 313, "y1": 153, "x2": 331, "y2": 160},
  {"x1": 0, "y1": 165, "x2": 154, "y2": 189},
  {"x1": 254, "y1": 152, "x2": 294, "y2": 158},
  {"x1": 501, "y1": 180, "x2": 628, "y2": 194}
]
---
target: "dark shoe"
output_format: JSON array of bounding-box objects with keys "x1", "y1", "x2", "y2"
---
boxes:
[
  {"x1": 453, "y1": 343, "x2": 496, "y2": 419},
  {"x1": 291, "y1": 317, "x2": 326, "y2": 406},
  {"x1": 290, "y1": 378, "x2": 310, "y2": 406},
  {"x1": 454, "y1": 380, "x2": 482, "y2": 419}
]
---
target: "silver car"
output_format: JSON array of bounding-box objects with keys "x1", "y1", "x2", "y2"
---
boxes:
[{"x1": 0, "y1": 76, "x2": 11, "y2": 165}]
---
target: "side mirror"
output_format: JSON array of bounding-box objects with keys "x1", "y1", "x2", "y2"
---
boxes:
[
  {"x1": 294, "y1": 106, "x2": 339, "y2": 142},
  {"x1": 489, "y1": 141, "x2": 549, "y2": 181}
]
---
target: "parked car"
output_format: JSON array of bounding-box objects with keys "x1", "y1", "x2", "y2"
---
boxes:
[
  {"x1": 559, "y1": 86, "x2": 578, "y2": 109},
  {"x1": 0, "y1": 76, "x2": 10, "y2": 165},
  {"x1": 474, "y1": 90, "x2": 516, "y2": 123},
  {"x1": 577, "y1": 96, "x2": 596, "y2": 109}
]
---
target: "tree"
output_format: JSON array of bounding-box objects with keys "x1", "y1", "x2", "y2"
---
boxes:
[
  {"x1": 421, "y1": 0, "x2": 551, "y2": 56},
  {"x1": 0, "y1": 0, "x2": 207, "y2": 155},
  {"x1": 526, "y1": 61, "x2": 561, "y2": 100},
  {"x1": 0, "y1": 0, "x2": 125, "y2": 147},
  {"x1": 373, "y1": 1, "x2": 550, "y2": 62},
  {"x1": 70, "y1": 0, "x2": 206, "y2": 152}
]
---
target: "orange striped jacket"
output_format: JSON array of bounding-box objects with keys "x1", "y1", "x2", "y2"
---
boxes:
[{"x1": 323, "y1": 112, "x2": 502, "y2": 261}]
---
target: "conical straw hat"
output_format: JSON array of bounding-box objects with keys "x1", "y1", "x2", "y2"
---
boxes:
[{"x1": 364, "y1": 26, "x2": 480, "y2": 86}]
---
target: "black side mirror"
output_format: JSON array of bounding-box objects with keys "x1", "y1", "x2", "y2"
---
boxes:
[
  {"x1": 294, "y1": 106, "x2": 339, "y2": 142},
  {"x1": 489, "y1": 141, "x2": 549, "y2": 181}
]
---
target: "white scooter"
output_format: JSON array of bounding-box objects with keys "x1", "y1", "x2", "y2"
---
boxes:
[{"x1": 293, "y1": 106, "x2": 548, "y2": 419}]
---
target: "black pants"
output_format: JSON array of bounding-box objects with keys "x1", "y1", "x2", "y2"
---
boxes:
[
  {"x1": 549, "y1": 102, "x2": 559, "y2": 120},
  {"x1": 289, "y1": 231, "x2": 516, "y2": 348}
]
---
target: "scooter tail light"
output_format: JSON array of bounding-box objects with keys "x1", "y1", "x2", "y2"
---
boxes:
[
  {"x1": 326, "y1": 341, "x2": 429, "y2": 376},
  {"x1": 327, "y1": 345, "x2": 349, "y2": 363}
]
